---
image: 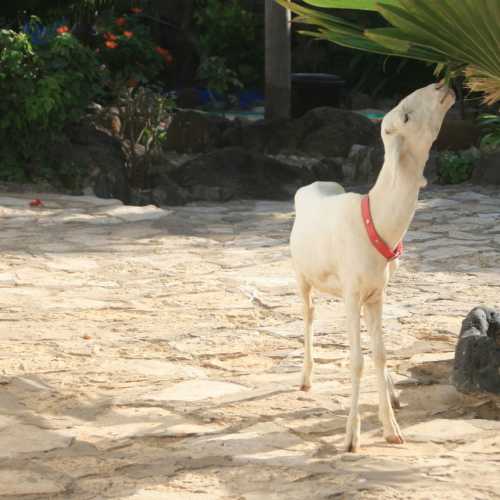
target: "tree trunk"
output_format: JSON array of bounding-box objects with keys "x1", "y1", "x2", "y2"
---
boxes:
[{"x1": 265, "y1": 0, "x2": 291, "y2": 120}]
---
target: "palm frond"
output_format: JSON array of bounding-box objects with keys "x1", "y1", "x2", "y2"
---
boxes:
[{"x1": 275, "y1": 0, "x2": 500, "y2": 104}]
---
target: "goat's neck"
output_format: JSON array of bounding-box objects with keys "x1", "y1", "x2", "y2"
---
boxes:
[{"x1": 368, "y1": 150, "x2": 427, "y2": 249}]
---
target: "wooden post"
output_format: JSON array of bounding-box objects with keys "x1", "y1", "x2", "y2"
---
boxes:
[{"x1": 265, "y1": 0, "x2": 291, "y2": 120}]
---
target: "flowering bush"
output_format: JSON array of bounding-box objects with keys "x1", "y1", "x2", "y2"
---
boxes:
[
  {"x1": 96, "y1": 10, "x2": 173, "y2": 86},
  {"x1": 0, "y1": 23, "x2": 102, "y2": 182}
]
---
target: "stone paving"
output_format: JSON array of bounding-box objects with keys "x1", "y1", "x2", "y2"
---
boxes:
[{"x1": 0, "y1": 185, "x2": 500, "y2": 499}]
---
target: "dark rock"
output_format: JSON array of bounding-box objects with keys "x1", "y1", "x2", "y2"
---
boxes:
[
  {"x1": 222, "y1": 118, "x2": 296, "y2": 152},
  {"x1": 170, "y1": 147, "x2": 315, "y2": 202},
  {"x1": 453, "y1": 306, "x2": 500, "y2": 394},
  {"x1": 83, "y1": 130, "x2": 129, "y2": 202},
  {"x1": 435, "y1": 119, "x2": 481, "y2": 151},
  {"x1": 342, "y1": 144, "x2": 384, "y2": 183},
  {"x1": 424, "y1": 151, "x2": 439, "y2": 184},
  {"x1": 47, "y1": 124, "x2": 129, "y2": 203},
  {"x1": 129, "y1": 188, "x2": 154, "y2": 206},
  {"x1": 130, "y1": 183, "x2": 189, "y2": 207},
  {"x1": 151, "y1": 183, "x2": 189, "y2": 206},
  {"x1": 471, "y1": 151, "x2": 500, "y2": 185},
  {"x1": 310, "y1": 157, "x2": 344, "y2": 182},
  {"x1": 297, "y1": 107, "x2": 377, "y2": 157},
  {"x1": 165, "y1": 110, "x2": 231, "y2": 153},
  {"x1": 222, "y1": 107, "x2": 377, "y2": 158}
]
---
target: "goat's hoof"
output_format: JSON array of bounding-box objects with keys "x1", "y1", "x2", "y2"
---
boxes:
[
  {"x1": 391, "y1": 397, "x2": 401, "y2": 410},
  {"x1": 299, "y1": 384, "x2": 311, "y2": 392},
  {"x1": 344, "y1": 432, "x2": 361, "y2": 453},
  {"x1": 346, "y1": 443, "x2": 360, "y2": 453},
  {"x1": 385, "y1": 434, "x2": 405, "y2": 445}
]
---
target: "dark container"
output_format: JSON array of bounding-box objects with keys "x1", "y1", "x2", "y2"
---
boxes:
[{"x1": 291, "y1": 73, "x2": 346, "y2": 118}]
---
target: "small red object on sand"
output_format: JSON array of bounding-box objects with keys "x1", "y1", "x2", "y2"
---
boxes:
[{"x1": 30, "y1": 199, "x2": 44, "y2": 207}]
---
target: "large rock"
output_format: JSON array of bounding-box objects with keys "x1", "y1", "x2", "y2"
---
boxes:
[
  {"x1": 342, "y1": 144, "x2": 384, "y2": 183},
  {"x1": 165, "y1": 110, "x2": 230, "y2": 153},
  {"x1": 69, "y1": 123, "x2": 129, "y2": 202},
  {"x1": 170, "y1": 147, "x2": 315, "y2": 201},
  {"x1": 299, "y1": 107, "x2": 377, "y2": 157},
  {"x1": 471, "y1": 151, "x2": 500, "y2": 185},
  {"x1": 222, "y1": 107, "x2": 377, "y2": 158},
  {"x1": 453, "y1": 306, "x2": 500, "y2": 394}
]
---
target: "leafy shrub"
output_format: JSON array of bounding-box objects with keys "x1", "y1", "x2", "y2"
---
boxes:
[
  {"x1": 479, "y1": 114, "x2": 500, "y2": 153},
  {"x1": 0, "y1": 23, "x2": 103, "y2": 183},
  {"x1": 95, "y1": 9, "x2": 172, "y2": 87},
  {"x1": 194, "y1": 0, "x2": 263, "y2": 88},
  {"x1": 111, "y1": 85, "x2": 176, "y2": 185},
  {"x1": 197, "y1": 56, "x2": 242, "y2": 106},
  {"x1": 437, "y1": 150, "x2": 479, "y2": 184}
]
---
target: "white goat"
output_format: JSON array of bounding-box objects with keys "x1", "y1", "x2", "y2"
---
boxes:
[{"x1": 290, "y1": 83, "x2": 455, "y2": 452}]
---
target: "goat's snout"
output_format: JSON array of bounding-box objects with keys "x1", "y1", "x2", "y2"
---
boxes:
[{"x1": 435, "y1": 82, "x2": 456, "y2": 104}]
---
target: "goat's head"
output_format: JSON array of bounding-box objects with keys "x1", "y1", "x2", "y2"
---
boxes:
[{"x1": 381, "y1": 82, "x2": 455, "y2": 170}]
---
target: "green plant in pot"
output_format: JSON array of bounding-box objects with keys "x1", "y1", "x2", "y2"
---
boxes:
[{"x1": 197, "y1": 56, "x2": 243, "y2": 110}]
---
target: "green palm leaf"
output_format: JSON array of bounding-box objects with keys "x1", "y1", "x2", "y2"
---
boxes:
[{"x1": 275, "y1": 0, "x2": 500, "y2": 104}]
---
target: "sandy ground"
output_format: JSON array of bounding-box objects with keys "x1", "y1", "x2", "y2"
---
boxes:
[{"x1": 0, "y1": 185, "x2": 499, "y2": 499}]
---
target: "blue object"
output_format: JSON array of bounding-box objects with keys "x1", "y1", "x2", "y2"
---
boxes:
[
  {"x1": 195, "y1": 88, "x2": 264, "y2": 109},
  {"x1": 198, "y1": 88, "x2": 224, "y2": 105},
  {"x1": 22, "y1": 19, "x2": 69, "y2": 46},
  {"x1": 238, "y1": 89, "x2": 264, "y2": 109}
]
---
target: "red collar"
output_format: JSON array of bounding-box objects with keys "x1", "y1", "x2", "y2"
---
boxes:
[{"x1": 361, "y1": 195, "x2": 403, "y2": 261}]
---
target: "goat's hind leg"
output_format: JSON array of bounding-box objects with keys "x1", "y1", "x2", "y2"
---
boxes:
[
  {"x1": 297, "y1": 274, "x2": 314, "y2": 391},
  {"x1": 387, "y1": 371, "x2": 401, "y2": 410},
  {"x1": 344, "y1": 292, "x2": 363, "y2": 452}
]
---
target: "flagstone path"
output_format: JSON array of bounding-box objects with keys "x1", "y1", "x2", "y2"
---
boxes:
[{"x1": 0, "y1": 185, "x2": 499, "y2": 499}]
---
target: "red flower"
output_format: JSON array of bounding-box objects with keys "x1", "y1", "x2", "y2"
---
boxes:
[
  {"x1": 56, "y1": 25, "x2": 69, "y2": 34},
  {"x1": 123, "y1": 31, "x2": 134, "y2": 38},
  {"x1": 104, "y1": 32, "x2": 118, "y2": 41},
  {"x1": 130, "y1": 7, "x2": 143, "y2": 14},
  {"x1": 105, "y1": 40, "x2": 118, "y2": 49},
  {"x1": 155, "y1": 46, "x2": 173, "y2": 65},
  {"x1": 115, "y1": 17, "x2": 127, "y2": 26}
]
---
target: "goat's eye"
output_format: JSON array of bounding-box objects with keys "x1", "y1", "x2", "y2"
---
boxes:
[{"x1": 403, "y1": 113, "x2": 410, "y2": 123}]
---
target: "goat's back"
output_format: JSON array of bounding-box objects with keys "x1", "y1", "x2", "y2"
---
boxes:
[{"x1": 290, "y1": 182, "x2": 365, "y2": 293}]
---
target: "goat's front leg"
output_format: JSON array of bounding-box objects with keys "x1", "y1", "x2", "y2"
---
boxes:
[
  {"x1": 297, "y1": 274, "x2": 314, "y2": 391},
  {"x1": 344, "y1": 292, "x2": 363, "y2": 452},
  {"x1": 364, "y1": 298, "x2": 404, "y2": 445}
]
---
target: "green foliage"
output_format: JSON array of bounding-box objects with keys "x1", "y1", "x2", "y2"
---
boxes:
[
  {"x1": 0, "y1": 26, "x2": 102, "y2": 183},
  {"x1": 112, "y1": 86, "x2": 176, "y2": 186},
  {"x1": 277, "y1": 0, "x2": 500, "y2": 104},
  {"x1": 479, "y1": 114, "x2": 500, "y2": 153},
  {"x1": 437, "y1": 150, "x2": 478, "y2": 185},
  {"x1": 96, "y1": 10, "x2": 170, "y2": 86},
  {"x1": 194, "y1": 0, "x2": 263, "y2": 87},
  {"x1": 197, "y1": 56, "x2": 243, "y2": 101}
]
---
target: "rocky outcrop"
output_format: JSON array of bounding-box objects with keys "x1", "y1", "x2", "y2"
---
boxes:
[
  {"x1": 471, "y1": 151, "x2": 500, "y2": 185},
  {"x1": 61, "y1": 124, "x2": 130, "y2": 203},
  {"x1": 169, "y1": 146, "x2": 315, "y2": 202},
  {"x1": 164, "y1": 110, "x2": 230, "y2": 153},
  {"x1": 223, "y1": 107, "x2": 377, "y2": 158},
  {"x1": 453, "y1": 306, "x2": 500, "y2": 394}
]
